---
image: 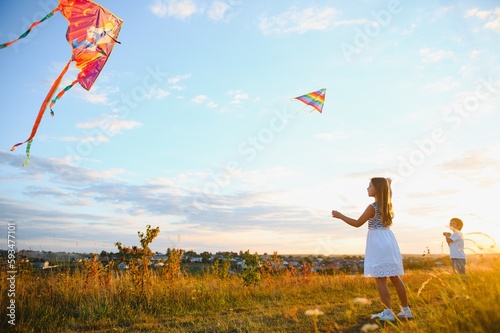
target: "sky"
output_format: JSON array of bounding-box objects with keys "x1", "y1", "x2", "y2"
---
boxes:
[{"x1": 1, "y1": 0, "x2": 499, "y2": 257}]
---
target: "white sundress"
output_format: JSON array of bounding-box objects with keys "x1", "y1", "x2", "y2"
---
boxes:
[{"x1": 364, "y1": 202, "x2": 404, "y2": 278}]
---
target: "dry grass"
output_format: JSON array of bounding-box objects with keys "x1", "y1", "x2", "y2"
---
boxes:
[{"x1": 1, "y1": 255, "x2": 499, "y2": 333}]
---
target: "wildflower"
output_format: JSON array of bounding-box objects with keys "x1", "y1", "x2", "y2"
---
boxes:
[
  {"x1": 305, "y1": 308, "x2": 324, "y2": 333},
  {"x1": 353, "y1": 297, "x2": 371, "y2": 305},
  {"x1": 361, "y1": 323, "x2": 379, "y2": 332},
  {"x1": 304, "y1": 308, "x2": 324, "y2": 316}
]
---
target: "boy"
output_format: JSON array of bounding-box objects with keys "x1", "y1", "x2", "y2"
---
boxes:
[{"x1": 443, "y1": 217, "x2": 466, "y2": 274}]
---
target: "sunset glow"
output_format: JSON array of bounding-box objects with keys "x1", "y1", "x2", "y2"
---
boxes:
[{"x1": 1, "y1": 1, "x2": 499, "y2": 256}]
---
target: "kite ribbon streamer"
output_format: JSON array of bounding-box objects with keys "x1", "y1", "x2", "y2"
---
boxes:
[
  {"x1": 22, "y1": 140, "x2": 33, "y2": 167},
  {"x1": 0, "y1": 9, "x2": 59, "y2": 49},
  {"x1": 10, "y1": 60, "x2": 72, "y2": 153},
  {"x1": 2, "y1": 0, "x2": 123, "y2": 165},
  {"x1": 50, "y1": 79, "x2": 78, "y2": 116}
]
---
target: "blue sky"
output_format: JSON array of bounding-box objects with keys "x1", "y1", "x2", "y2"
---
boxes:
[{"x1": 1, "y1": 0, "x2": 499, "y2": 256}]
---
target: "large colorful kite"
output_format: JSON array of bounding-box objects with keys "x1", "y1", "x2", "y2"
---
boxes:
[
  {"x1": 1, "y1": 0, "x2": 123, "y2": 164},
  {"x1": 294, "y1": 88, "x2": 327, "y2": 114}
]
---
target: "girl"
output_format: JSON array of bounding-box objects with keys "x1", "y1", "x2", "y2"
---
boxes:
[{"x1": 331, "y1": 177, "x2": 412, "y2": 321}]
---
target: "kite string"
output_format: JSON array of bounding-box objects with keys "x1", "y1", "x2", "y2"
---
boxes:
[{"x1": 295, "y1": 103, "x2": 311, "y2": 115}]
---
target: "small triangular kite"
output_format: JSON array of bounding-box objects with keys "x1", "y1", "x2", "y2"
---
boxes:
[{"x1": 294, "y1": 88, "x2": 326, "y2": 113}]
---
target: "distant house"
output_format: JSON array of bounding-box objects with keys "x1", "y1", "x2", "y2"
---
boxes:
[
  {"x1": 320, "y1": 262, "x2": 341, "y2": 272},
  {"x1": 32, "y1": 258, "x2": 49, "y2": 269},
  {"x1": 153, "y1": 254, "x2": 168, "y2": 262},
  {"x1": 190, "y1": 256, "x2": 203, "y2": 263},
  {"x1": 118, "y1": 262, "x2": 129, "y2": 270}
]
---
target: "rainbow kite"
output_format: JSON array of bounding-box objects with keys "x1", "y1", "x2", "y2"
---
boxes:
[
  {"x1": 294, "y1": 88, "x2": 326, "y2": 114},
  {"x1": 1, "y1": 0, "x2": 123, "y2": 165}
]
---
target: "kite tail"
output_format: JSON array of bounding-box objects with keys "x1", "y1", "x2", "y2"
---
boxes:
[
  {"x1": 11, "y1": 59, "x2": 73, "y2": 165},
  {"x1": 0, "y1": 8, "x2": 59, "y2": 49},
  {"x1": 22, "y1": 140, "x2": 33, "y2": 167},
  {"x1": 50, "y1": 79, "x2": 78, "y2": 116}
]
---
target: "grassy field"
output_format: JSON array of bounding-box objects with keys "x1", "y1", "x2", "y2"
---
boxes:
[{"x1": 1, "y1": 254, "x2": 499, "y2": 333}]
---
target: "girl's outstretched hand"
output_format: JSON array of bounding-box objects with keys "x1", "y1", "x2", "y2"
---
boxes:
[{"x1": 332, "y1": 210, "x2": 341, "y2": 219}]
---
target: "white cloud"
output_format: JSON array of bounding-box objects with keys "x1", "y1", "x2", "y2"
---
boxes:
[
  {"x1": 149, "y1": 0, "x2": 240, "y2": 21},
  {"x1": 466, "y1": 7, "x2": 500, "y2": 33},
  {"x1": 69, "y1": 82, "x2": 111, "y2": 105},
  {"x1": 459, "y1": 65, "x2": 477, "y2": 77},
  {"x1": 168, "y1": 74, "x2": 192, "y2": 85},
  {"x1": 208, "y1": 1, "x2": 230, "y2": 21},
  {"x1": 259, "y1": 6, "x2": 346, "y2": 35},
  {"x1": 62, "y1": 135, "x2": 109, "y2": 143},
  {"x1": 436, "y1": 149, "x2": 500, "y2": 188},
  {"x1": 227, "y1": 89, "x2": 248, "y2": 105},
  {"x1": 145, "y1": 88, "x2": 170, "y2": 99},
  {"x1": 76, "y1": 115, "x2": 142, "y2": 137},
  {"x1": 149, "y1": 0, "x2": 198, "y2": 19},
  {"x1": 422, "y1": 77, "x2": 461, "y2": 92},
  {"x1": 192, "y1": 95, "x2": 209, "y2": 104},
  {"x1": 168, "y1": 74, "x2": 192, "y2": 90},
  {"x1": 470, "y1": 50, "x2": 481, "y2": 59},
  {"x1": 206, "y1": 101, "x2": 218, "y2": 108},
  {"x1": 149, "y1": 1, "x2": 169, "y2": 17},
  {"x1": 484, "y1": 8, "x2": 500, "y2": 33},
  {"x1": 419, "y1": 48, "x2": 454, "y2": 62},
  {"x1": 192, "y1": 95, "x2": 218, "y2": 108},
  {"x1": 82, "y1": 91, "x2": 108, "y2": 104},
  {"x1": 466, "y1": 8, "x2": 493, "y2": 20}
]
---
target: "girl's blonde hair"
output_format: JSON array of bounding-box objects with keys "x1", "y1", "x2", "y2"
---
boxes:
[{"x1": 371, "y1": 177, "x2": 393, "y2": 227}]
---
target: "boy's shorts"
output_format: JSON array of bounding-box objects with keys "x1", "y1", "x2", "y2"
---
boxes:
[{"x1": 451, "y1": 258, "x2": 466, "y2": 274}]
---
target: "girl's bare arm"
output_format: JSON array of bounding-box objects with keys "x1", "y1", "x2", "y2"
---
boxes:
[{"x1": 332, "y1": 205, "x2": 375, "y2": 228}]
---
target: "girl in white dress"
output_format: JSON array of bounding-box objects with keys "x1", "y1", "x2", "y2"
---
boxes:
[{"x1": 331, "y1": 177, "x2": 412, "y2": 321}]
